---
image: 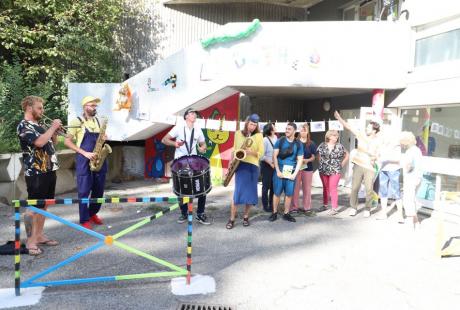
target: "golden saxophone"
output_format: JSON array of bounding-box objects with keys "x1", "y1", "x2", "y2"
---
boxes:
[
  {"x1": 90, "y1": 118, "x2": 112, "y2": 172},
  {"x1": 223, "y1": 137, "x2": 253, "y2": 187}
]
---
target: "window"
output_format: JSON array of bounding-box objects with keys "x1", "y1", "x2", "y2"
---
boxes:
[
  {"x1": 415, "y1": 28, "x2": 460, "y2": 67},
  {"x1": 359, "y1": 1, "x2": 376, "y2": 21},
  {"x1": 401, "y1": 106, "x2": 460, "y2": 159}
]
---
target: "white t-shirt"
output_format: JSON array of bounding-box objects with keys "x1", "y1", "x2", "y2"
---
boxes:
[
  {"x1": 168, "y1": 124, "x2": 205, "y2": 159},
  {"x1": 401, "y1": 145, "x2": 423, "y2": 181},
  {"x1": 379, "y1": 143, "x2": 401, "y2": 172}
]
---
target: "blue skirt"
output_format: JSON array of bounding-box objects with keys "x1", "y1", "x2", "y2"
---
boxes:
[{"x1": 233, "y1": 162, "x2": 259, "y2": 205}]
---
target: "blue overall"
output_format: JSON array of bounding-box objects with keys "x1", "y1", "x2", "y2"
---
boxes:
[{"x1": 76, "y1": 128, "x2": 107, "y2": 223}]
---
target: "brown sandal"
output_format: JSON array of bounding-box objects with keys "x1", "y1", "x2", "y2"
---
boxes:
[
  {"x1": 226, "y1": 220, "x2": 235, "y2": 229},
  {"x1": 27, "y1": 246, "x2": 43, "y2": 256},
  {"x1": 243, "y1": 217, "x2": 250, "y2": 227},
  {"x1": 38, "y1": 239, "x2": 59, "y2": 246}
]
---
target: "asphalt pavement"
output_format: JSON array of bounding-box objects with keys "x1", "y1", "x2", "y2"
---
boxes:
[{"x1": 0, "y1": 179, "x2": 459, "y2": 310}]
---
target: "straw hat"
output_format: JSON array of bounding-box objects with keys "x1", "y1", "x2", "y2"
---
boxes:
[{"x1": 81, "y1": 96, "x2": 101, "y2": 106}]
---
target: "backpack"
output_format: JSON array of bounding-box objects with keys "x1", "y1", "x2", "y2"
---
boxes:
[{"x1": 278, "y1": 137, "x2": 301, "y2": 160}]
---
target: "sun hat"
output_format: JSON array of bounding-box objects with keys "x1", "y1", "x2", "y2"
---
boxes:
[{"x1": 81, "y1": 96, "x2": 101, "y2": 106}]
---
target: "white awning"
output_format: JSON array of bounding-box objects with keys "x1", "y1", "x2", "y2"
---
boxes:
[{"x1": 389, "y1": 77, "x2": 460, "y2": 108}]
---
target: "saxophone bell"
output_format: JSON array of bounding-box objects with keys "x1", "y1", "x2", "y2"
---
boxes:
[
  {"x1": 223, "y1": 137, "x2": 253, "y2": 187},
  {"x1": 89, "y1": 117, "x2": 112, "y2": 172}
]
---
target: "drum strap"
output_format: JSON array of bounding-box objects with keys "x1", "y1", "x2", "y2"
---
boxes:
[{"x1": 184, "y1": 127, "x2": 195, "y2": 155}]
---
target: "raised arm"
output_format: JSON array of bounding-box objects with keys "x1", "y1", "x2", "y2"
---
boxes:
[{"x1": 334, "y1": 111, "x2": 360, "y2": 137}]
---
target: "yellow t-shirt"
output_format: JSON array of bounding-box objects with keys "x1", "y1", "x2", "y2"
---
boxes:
[
  {"x1": 233, "y1": 131, "x2": 264, "y2": 167},
  {"x1": 67, "y1": 117, "x2": 101, "y2": 147}
]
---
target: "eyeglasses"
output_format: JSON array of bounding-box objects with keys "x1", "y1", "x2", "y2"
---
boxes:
[{"x1": 86, "y1": 105, "x2": 98, "y2": 108}]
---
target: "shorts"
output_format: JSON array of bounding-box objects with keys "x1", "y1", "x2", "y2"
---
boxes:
[
  {"x1": 273, "y1": 174, "x2": 295, "y2": 197},
  {"x1": 25, "y1": 171, "x2": 57, "y2": 208},
  {"x1": 378, "y1": 170, "x2": 401, "y2": 199}
]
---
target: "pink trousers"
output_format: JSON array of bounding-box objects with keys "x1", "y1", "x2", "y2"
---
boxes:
[
  {"x1": 290, "y1": 170, "x2": 313, "y2": 211},
  {"x1": 319, "y1": 173, "x2": 341, "y2": 209}
]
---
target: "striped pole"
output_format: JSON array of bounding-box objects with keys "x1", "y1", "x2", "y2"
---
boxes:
[
  {"x1": 12, "y1": 196, "x2": 188, "y2": 291},
  {"x1": 185, "y1": 197, "x2": 193, "y2": 285},
  {"x1": 14, "y1": 202, "x2": 21, "y2": 296}
]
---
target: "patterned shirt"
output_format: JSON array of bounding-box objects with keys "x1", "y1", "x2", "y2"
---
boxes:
[
  {"x1": 17, "y1": 120, "x2": 59, "y2": 176},
  {"x1": 317, "y1": 142, "x2": 346, "y2": 176}
]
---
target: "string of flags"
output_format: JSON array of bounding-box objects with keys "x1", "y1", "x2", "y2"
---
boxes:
[{"x1": 148, "y1": 113, "x2": 364, "y2": 133}]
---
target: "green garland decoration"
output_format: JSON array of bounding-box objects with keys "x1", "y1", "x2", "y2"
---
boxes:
[{"x1": 201, "y1": 19, "x2": 261, "y2": 49}]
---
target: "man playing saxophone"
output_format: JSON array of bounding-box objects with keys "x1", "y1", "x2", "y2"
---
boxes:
[
  {"x1": 64, "y1": 96, "x2": 108, "y2": 229},
  {"x1": 226, "y1": 114, "x2": 264, "y2": 229}
]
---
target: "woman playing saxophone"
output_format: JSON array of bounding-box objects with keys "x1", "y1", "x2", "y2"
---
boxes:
[{"x1": 226, "y1": 114, "x2": 264, "y2": 229}]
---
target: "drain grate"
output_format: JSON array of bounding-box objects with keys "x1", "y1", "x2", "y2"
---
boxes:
[{"x1": 177, "y1": 303, "x2": 235, "y2": 310}]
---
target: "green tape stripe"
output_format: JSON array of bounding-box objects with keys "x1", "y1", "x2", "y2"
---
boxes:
[
  {"x1": 113, "y1": 241, "x2": 186, "y2": 273},
  {"x1": 116, "y1": 271, "x2": 186, "y2": 281},
  {"x1": 168, "y1": 197, "x2": 178, "y2": 203},
  {"x1": 113, "y1": 218, "x2": 150, "y2": 239},
  {"x1": 111, "y1": 203, "x2": 179, "y2": 240},
  {"x1": 169, "y1": 203, "x2": 179, "y2": 212},
  {"x1": 97, "y1": 198, "x2": 105, "y2": 203},
  {"x1": 15, "y1": 271, "x2": 20, "y2": 278}
]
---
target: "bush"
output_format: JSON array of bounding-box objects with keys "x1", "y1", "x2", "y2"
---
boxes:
[{"x1": 0, "y1": 61, "x2": 54, "y2": 153}]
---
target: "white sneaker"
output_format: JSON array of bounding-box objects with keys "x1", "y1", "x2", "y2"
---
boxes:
[
  {"x1": 363, "y1": 210, "x2": 371, "y2": 218},
  {"x1": 348, "y1": 208, "x2": 357, "y2": 216}
]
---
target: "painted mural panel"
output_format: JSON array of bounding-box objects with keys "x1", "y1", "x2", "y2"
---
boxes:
[{"x1": 144, "y1": 93, "x2": 239, "y2": 185}]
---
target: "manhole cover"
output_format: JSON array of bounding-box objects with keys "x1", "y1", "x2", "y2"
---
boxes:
[{"x1": 177, "y1": 303, "x2": 235, "y2": 310}]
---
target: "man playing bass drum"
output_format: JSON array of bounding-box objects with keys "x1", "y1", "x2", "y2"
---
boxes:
[
  {"x1": 65, "y1": 96, "x2": 108, "y2": 229},
  {"x1": 162, "y1": 108, "x2": 210, "y2": 225}
]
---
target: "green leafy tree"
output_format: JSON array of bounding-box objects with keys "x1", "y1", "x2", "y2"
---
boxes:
[
  {"x1": 0, "y1": 61, "x2": 53, "y2": 153},
  {"x1": 0, "y1": 0, "x2": 135, "y2": 153}
]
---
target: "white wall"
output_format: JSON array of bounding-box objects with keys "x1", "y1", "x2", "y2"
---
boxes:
[
  {"x1": 402, "y1": 0, "x2": 460, "y2": 27},
  {"x1": 69, "y1": 21, "x2": 411, "y2": 141}
]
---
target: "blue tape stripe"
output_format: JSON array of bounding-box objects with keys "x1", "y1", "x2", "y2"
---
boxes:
[
  {"x1": 64, "y1": 198, "x2": 72, "y2": 205},
  {"x1": 23, "y1": 275, "x2": 117, "y2": 287},
  {"x1": 15, "y1": 228, "x2": 20, "y2": 235},
  {"x1": 22, "y1": 242, "x2": 105, "y2": 285},
  {"x1": 15, "y1": 213, "x2": 20, "y2": 221},
  {"x1": 155, "y1": 197, "x2": 163, "y2": 202},
  {"x1": 188, "y1": 226, "x2": 192, "y2": 233},
  {"x1": 81, "y1": 198, "x2": 89, "y2": 204},
  {"x1": 142, "y1": 197, "x2": 149, "y2": 203},
  {"x1": 188, "y1": 215, "x2": 193, "y2": 221},
  {"x1": 28, "y1": 207, "x2": 105, "y2": 240}
]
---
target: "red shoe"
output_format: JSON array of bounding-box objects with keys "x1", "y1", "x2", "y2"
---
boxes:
[
  {"x1": 90, "y1": 214, "x2": 104, "y2": 225},
  {"x1": 81, "y1": 221, "x2": 92, "y2": 229}
]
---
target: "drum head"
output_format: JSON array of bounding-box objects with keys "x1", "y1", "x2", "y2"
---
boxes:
[{"x1": 171, "y1": 155, "x2": 209, "y2": 173}]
